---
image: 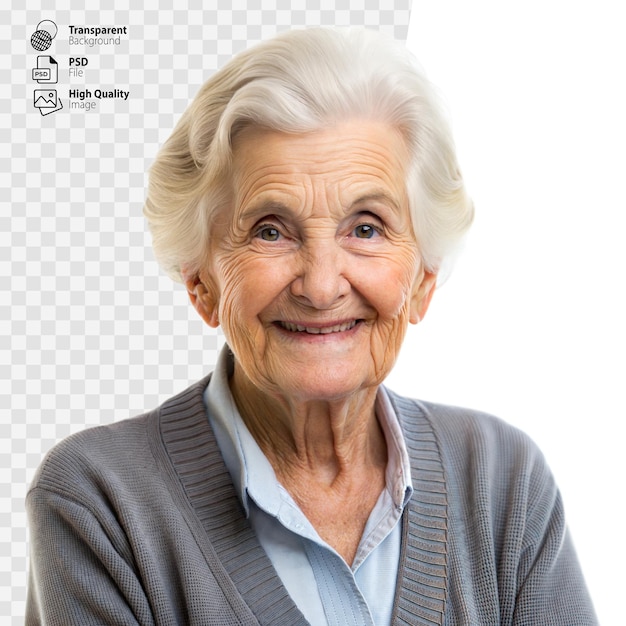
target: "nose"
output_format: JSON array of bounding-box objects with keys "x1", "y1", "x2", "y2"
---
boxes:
[{"x1": 290, "y1": 241, "x2": 351, "y2": 309}]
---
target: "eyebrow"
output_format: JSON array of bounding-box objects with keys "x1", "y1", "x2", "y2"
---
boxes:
[
  {"x1": 238, "y1": 201, "x2": 295, "y2": 225},
  {"x1": 237, "y1": 189, "x2": 404, "y2": 224},
  {"x1": 349, "y1": 191, "x2": 403, "y2": 215}
]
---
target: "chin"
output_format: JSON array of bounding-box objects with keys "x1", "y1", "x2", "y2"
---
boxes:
[{"x1": 275, "y1": 368, "x2": 379, "y2": 403}]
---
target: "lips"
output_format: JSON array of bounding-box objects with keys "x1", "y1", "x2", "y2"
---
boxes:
[{"x1": 277, "y1": 320, "x2": 359, "y2": 335}]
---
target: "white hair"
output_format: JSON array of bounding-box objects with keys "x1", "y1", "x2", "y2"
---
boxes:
[{"x1": 144, "y1": 27, "x2": 474, "y2": 283}]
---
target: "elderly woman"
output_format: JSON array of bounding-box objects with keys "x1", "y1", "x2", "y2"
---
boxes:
[{"x1": 27, "y1": 28, "x2": 596, "y2": 625}]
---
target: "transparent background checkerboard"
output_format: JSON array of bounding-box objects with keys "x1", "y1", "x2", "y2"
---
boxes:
[{"x1": 1, "y1": 1, "x2": 411, "y2": 621}]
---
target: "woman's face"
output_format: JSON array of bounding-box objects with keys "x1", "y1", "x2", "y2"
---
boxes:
[{"x1": 193, "y1": 120, "x2": 436, "y2": 402}]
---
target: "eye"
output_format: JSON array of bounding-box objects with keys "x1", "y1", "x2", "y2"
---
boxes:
[
  {"x1": 352, "y1": 223, "x2": 378, "y2": 239},
  {"x1": 255, "y1": 225, "x2": 282, "y2": 241}
]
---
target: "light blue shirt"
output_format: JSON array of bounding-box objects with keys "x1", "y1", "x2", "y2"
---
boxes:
[{"x1": 204, "y1": 348, "x2": 413, "y2": 626}]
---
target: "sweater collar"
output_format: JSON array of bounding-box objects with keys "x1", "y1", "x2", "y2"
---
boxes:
[{"x1": 158, "y1": 374, "x2": 448, "y2": 625}]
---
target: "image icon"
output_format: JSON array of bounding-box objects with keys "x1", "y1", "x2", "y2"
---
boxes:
[
  {"x1": 32, "y1": 55, "x2": 58, "y2": 84},
  {"x1": 33, "y1": 89, "x2": 63, "y2": 116},
  {"x1": 30, "y1": 20, "x2": 58, "y2": 51}
]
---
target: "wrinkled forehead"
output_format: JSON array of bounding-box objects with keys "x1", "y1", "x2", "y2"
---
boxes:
[{"x1": 229, "y1": 120, "x2": 411, "y2": 218}]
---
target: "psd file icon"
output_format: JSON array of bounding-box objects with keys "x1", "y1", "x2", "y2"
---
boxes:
[
  {"x1": 32, "y1": 56, "x2": 58, "y2": 84},
  {"x1": 33, "y1": 89, "x2": 63, "y2": 116}
]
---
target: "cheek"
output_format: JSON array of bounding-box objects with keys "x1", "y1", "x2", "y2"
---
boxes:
[
  {"x1": 214, "y1": 252, "x2": 288, "y2": 335},
  {"x1": 358, "y1": 252, "x2": 418, "y2": 320},
  {"x1": 359, "y1": 252, "x2": 418, "y2": 370}
]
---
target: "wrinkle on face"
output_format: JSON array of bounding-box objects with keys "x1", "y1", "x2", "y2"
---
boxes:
[{"x1": 197, "y1": 120, "x2": 434, "y2": 408}]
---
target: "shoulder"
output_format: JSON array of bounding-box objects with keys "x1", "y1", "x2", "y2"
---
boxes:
[
  {"x1": 28, "y1": 375, "x2": 212, "y2": 500},
  {"x1": 387, "y1": 389, "x2": 542, "y2": 461},
  {"x1": 28, "y1": 409, "x2": 157, "y2": 502},
  {"x1": 385, "y1": 388, "x2": 554, "y2": 502},
  {"x1": 387, "y1": 389, "x2": 565, "y2": 563}
]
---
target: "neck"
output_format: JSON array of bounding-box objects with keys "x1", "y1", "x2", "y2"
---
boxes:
[{"x1": 229, "y1": 360, "x2": 387, "y2": 485}]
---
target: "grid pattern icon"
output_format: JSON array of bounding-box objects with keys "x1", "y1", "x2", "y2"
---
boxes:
[{"x1": 2, "y1": 1, "x2": 413, "y2": 621}]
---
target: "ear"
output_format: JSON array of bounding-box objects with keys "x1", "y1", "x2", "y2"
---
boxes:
[
  {"x1": 409, "y1": 268, "x2": 437, "y2": 325},
  {"x1": 183, "y1": 269, "x2": 220, "y2": 328}
]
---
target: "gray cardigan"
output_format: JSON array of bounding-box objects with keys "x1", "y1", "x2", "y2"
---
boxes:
[{"x1": 26, "y1": 376, "x2": 597, "y2": 625}]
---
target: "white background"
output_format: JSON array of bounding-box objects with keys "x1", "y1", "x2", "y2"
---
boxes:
[{"x1": 394, "y1": 2, "x2": 626, "y2": 623}]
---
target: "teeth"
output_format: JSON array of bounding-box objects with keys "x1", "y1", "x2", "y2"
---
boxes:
[{"x1": 280, "y1": 320, "x2": 358, "y2": 334}]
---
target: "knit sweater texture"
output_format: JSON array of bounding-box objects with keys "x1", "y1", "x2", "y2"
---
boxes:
[{"x1": 26, "y1": 376, "x2": 598, "y2": 625}]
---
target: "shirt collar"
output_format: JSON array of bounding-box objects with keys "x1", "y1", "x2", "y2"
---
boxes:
[
  {"x1": 376, "y1": 386, "x2": 414, "y2": 508},
  {"x1": 203, "y1": 346, "x2": 413, "y2": 515}
]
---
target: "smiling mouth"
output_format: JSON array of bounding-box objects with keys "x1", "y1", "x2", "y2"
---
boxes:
[{"x1": 277, "y1": 320, "x2": 360, "y2": 335}]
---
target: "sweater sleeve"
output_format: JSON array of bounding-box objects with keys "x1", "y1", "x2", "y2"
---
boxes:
[
  {"x1": 510, "y1": 452, "x2": 597, "y2": 625},
  {"x1": 26, "y1": 486, "x2": 154, "y2": 626}
]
